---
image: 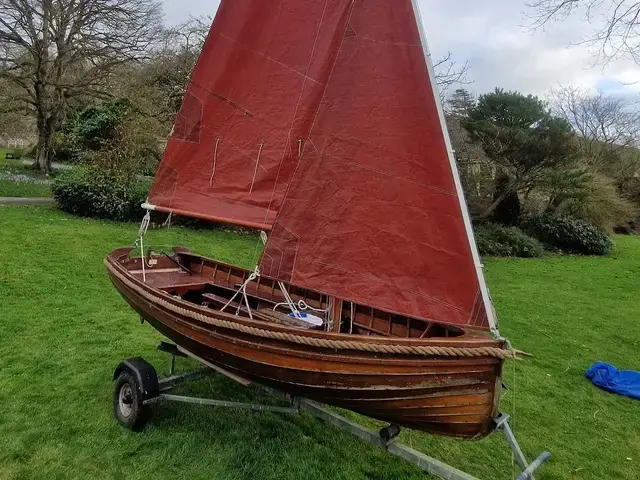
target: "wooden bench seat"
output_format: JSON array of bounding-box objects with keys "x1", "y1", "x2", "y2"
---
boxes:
[
  {"x1": 202, "y1": 292, "x2": 249, "y2": 314},
  {"x1": 257, "y1": 309, "x2": 323, "y2": 330},
  {"x1": 131, "y1": 269, "x2": 209, "y2": 290}
]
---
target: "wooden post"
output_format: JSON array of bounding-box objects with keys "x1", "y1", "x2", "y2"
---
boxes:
[{"x1": 330, "y1": 297, "x2": 343, "y2": 333}]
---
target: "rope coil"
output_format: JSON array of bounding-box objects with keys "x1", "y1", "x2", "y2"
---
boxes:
[{"x1": 107, "y1": 262, "x2": 518, "y2": 359}]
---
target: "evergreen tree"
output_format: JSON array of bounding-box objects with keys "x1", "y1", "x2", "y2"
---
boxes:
[{"x1": 447, "y1": 88, "x2": 475, "y2": 117}]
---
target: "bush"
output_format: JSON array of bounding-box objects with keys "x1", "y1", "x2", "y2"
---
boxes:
[
  {"x1": 521, "y1": 214, "x2": 612, "y2": 256},
  {"x1": 66, "y1": 98, "x2": 162, "y2": 175},
  {"x1": 475, "y1": 223, "x2": 544, "y2": 258},
  {"x1": 553, "y1": 174, "x2": 636, "y2": 234},
  {"x1": 71, "y1": 99, "x2": 135, "y2": 151},
  {"x1": 52, "y1": 166, "x2": 151, "y2": 222}
]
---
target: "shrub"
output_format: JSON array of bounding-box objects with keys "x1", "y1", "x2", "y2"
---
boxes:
[
  {"x1": 71, "y1": 98, "x2": 135, "y2": 151},
  {"x1": 66, "y1": 98, "x2": 161, "y2": 175},
  {"x1": 474, "y1": 223, "x2": 544, "y2": 258},
  {"x1": 52, "y1": 166, "x2": 151, "y2": 222},
  {"x1": 521, "y1": 214, "x2": 612, "y2": 256},
  {"x1": 553, "y1": 174, "x2": 636, "y2": 234}
]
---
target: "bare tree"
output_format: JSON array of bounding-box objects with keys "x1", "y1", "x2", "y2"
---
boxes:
[
  {"x1": 0, "y1": 0, "x2": 163, "y2": 172},
  {"x1": 548, "y1": 84, "x2": 640, "y2": 170},
  {"x1": 433, "y1": 52, "x2": 472, "y2": 100},
  {"x1": 111, "y1": 16, "x2": 211, "y2": 139},
  {"x1": 527, "y1": 0, "x2": 640, "y2": 64},
  {"x1": 163, "y1": 16, "x2": 210, "y2": 54}
]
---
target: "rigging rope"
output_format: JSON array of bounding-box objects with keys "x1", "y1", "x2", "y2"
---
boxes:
[
  {"x1": 278, "y1": 281, "x2": 300, "y2": 316},
  {"x1": 510, "y1": 339, "x2": 517, "y2": 475},
  {"x1": 135, "y1": 210, "x2": 152, "y2": 283},
  {"x1": 220, "y1": 267, "x2": 261, "y2": 320}
]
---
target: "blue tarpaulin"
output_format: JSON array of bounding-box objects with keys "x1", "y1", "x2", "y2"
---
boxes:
[{"x1": 585, "y1": 362, "x2": 640, "y2": 400}]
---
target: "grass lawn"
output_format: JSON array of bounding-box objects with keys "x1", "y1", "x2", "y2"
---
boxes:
[
  {"x1": 0, "y1": 157, "x2": 35, "y2": 175},
  {"x1": 0, "y1": 155, "x2": 52, "y2": 198},
  {"x1": 0, "y1": 206, "x2": 639, "y2": 480},
  {"x1": 0, "y1": 180, "x2": 51, "y2": 197}
]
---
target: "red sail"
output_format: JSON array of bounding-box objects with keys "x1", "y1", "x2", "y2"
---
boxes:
[
  {"x1": 148, "y1": 0, "x2": 355, "y2": 230},
  {"x1": 260, "y1": 0, "x2": 493, "y2": 330}
]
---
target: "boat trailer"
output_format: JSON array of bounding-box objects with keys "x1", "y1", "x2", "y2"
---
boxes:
[{"x1": 113, "y1": 343, "x2": 550, "y2": 480}]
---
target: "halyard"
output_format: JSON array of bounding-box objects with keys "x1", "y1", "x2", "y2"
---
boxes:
[{"x1": 0, "y1": 205, "x2": 638, "y2": 480}]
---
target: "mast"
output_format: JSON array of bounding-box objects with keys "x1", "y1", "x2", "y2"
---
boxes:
[{"x1": 409, "y1": 0, "x2": 498, "y2": 334}]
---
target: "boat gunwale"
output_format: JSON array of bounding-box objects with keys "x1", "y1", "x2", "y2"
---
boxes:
[
  {"x1": 108, "y1": 266, "x2": 503, "y2": 375},
  {"x1": 106, "y1": 249, "x2": 504, "y2": 350}
]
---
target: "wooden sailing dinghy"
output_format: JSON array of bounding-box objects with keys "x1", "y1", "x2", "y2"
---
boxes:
[{"x1": 106, "y1": 0, "x2": 516, "y2": 440}]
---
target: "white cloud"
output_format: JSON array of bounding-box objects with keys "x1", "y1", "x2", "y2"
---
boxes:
[{"x1": 161, "y1": 0, "x2": 640, "y2": 99}]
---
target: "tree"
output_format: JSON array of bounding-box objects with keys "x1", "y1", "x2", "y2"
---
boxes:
[
  {"x1": 446, "y1": 108, "x2": 497, "y2": 219},
  {"x1": 0, "y1": 76, "x2": 34, "y2": 144},
  {"x1": 464, "y1": 88, "x2": 578, "y2": 220},
  {"x1": 447, "y1": 88, "x2": 476, "y2": 117},
  {"x1": 116, "y1": 17, "x2": 210, "y2": 134},
  {"x1": 527, "y1": 0, "x2": 640, "y2": 64},
  {"x1": 548, "y1": 84, "x2": 640, "y2": 229},
  {"x1": 548, "y1": 84, "x2": 640, "y2": 170},
  {"x1": 0, "y1": 0, "x2": 163, "y2": 173},
  {"x1": 433, "y1": 52, "x2": 472, "y2": 100}
]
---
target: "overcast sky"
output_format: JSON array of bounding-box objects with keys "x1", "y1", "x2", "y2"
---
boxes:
[{"x1": 162, "y1": 0, "x2": 640, "y2": 99}]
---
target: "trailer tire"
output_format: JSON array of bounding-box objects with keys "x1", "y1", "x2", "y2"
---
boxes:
[{"x1": 113, "y1": 370, "x2": 149, "y2": 430}]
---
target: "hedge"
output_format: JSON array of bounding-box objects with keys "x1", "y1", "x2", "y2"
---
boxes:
[
  {"x1": 52, "y1": 167, "x2": 151, "y2": 222},
  {"x1": 521, "y1": 214, "x2": 612, "y2": 256},
  {"x1": 474, "y1": 223, "x2": 544, "y2": 258}
]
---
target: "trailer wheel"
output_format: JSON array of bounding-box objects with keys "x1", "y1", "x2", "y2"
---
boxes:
[{"x1": 113, "y1": 370, "x2": 148, "y2": 430}]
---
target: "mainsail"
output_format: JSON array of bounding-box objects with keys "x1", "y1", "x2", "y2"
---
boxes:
[
  {"x1": 259, "y1": 0, "x2": 496, "y2": 330},
  {"x1": 148, "y1": 0, "x2": 496, "y2": 331}
]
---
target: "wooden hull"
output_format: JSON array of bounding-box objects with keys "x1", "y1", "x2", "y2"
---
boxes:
[{"x1": 106, "y1": 248, "x2": 505, "y2": 439}]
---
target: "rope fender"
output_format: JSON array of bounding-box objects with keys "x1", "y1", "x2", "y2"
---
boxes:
[{"x1": 107, "y1": 263, "x2": 518, "y2": 359}]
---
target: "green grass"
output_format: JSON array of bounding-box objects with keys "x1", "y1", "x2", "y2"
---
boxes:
[
  {"x1": 0, "y1": 155, "x2": 53, "y2": 198},
  {"x1": 0, "y1": 158, "x2": 49, "y2": 177},
  {"x1": 0, "y1": 206, "x2": 639, "y2": 480},
  {"x1": 0, "y1": 180, "x2": 51, "y2": 197}
]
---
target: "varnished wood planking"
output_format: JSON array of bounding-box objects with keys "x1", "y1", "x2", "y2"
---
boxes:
[{"x1": 106, "y1": 248, "x2": 505, "y2": 439}]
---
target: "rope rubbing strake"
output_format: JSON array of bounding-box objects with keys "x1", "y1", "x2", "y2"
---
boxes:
[{"x1": 108, "y1": 263, "x2": 518, "y2": 359}]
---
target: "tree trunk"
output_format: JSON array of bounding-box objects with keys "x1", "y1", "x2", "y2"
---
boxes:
[
  {"x1": 490, "y1": 174, "x2": 521, "y2": 225},
  {"x1": 35, "y1": 115, "x2": 55, "y2": 174},
  {"x1": 480, "y1": 175, "x2": 521, "y2": 221}
]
